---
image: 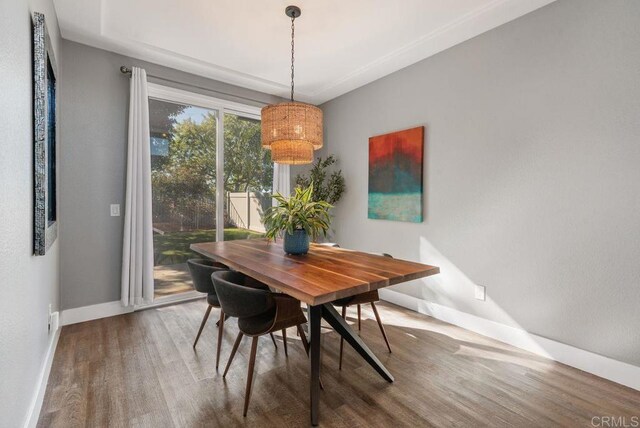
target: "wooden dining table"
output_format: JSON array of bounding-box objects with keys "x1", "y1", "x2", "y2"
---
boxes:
[{"x1": 191, "y1": 239, "x2": 440, "y2": 426}]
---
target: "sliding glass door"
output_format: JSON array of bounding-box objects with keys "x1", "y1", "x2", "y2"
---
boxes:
[
  {"x1": 223, "y1": 112, "x2": 272, "y2": 241},
  {"x1": 148, "y1": 98, "x2": 218, "y2": 298},
  {"x1": 146, "y1": 85, "x2": 266, "y2": 301}
]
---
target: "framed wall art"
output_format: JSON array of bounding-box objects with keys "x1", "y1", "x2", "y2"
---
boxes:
[
  {"x1": 33, "y1": 12, "x2": 58, "y2": 255},
  {"x1": 368, "y1": 126, "x2": 424, "y2": 223}
]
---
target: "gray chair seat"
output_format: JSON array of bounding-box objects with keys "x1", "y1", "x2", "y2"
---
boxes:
[
  {"x1": 187, "y1": 258, "x2": 229, "y2": 369},
  {"x1": 322, "y1": 246, "x2": 394, "y2": 369},
  {"x1": 187, "y1": 258, "x2": 228, "y2": 298},
  {"x1": 206, "y1": 293, "x2": 220, "y2": 306},
  {"x1": 212, "y1": 270, "x2": 311, "y2": 417},
  {"x1": 238, "y1": 306, "x2": 277, "y2": 336}
]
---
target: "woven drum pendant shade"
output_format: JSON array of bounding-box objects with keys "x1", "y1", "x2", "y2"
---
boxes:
[
  {"x1": 261, "y1": 6, "x2": 322, "y2": 165},
  {"x1": 261, "y1": 101, "x2": 323, "y2": 165},
  {"x1": 270, "y1": 140, "x2": 314, "y2": 165}
]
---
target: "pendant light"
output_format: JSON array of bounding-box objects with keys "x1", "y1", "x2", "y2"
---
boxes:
[{"x1": 261, "y1": 5, "x2": 323, "y2": 165}]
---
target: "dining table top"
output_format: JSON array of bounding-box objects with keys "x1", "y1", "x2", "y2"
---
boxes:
[{"x1": 190, "y1": 239, "x2": 440, "y2": 306}]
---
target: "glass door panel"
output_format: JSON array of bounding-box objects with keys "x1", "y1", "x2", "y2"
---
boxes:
[
  {"x1": 148, "y1": 98, "x2": 218, "y2": 298},
  {"x1": 222, "y1": 112, "x2": 272, "y2": 241}
]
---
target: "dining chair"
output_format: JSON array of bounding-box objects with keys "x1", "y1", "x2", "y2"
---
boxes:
[
  {"x1": 320, "y1": 245, "x2": 393, "y2": 369},
  {"x1": 212, "y1": 270, "x2": 310, "y2": 417},
  {"x1": 187, "y1": 258, "x2": 229, "y2": 350},
  {"x1": 187, "y1": 258, "x2": 277, "y2": 370}
]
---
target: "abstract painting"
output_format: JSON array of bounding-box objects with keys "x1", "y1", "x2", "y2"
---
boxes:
[
  {"x1": 368, "y1": 126, "x2": 424, "y2": 222},
  {"x1": 33, "y1": 12, "x2": 58, "y2": 255}
]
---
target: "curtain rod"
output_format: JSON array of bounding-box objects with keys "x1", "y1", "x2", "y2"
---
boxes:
[{"x1": 119, "y1": 66, "x2": 270, "y2": 106}]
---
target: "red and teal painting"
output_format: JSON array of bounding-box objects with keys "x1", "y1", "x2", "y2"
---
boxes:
[{"x1": 368, "y1": 126, "x2": 424, "y2": 222}]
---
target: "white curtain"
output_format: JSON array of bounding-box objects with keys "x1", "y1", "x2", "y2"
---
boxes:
[
  {"x1": 121, "y1": 67, "x2": 154, "y2": 307},
  {"x1": 272, "y1": 163, "x2": 291, "y2": 197}
]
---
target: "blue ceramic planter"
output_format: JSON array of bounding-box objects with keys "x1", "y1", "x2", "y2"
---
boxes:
[{"x1": 284, "y1": 229, "x2": 310, "y2": 255}]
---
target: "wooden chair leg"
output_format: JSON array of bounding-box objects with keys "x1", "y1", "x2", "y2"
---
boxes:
[
  {"x1": 371, "y1": 302, "x2": 391, "y2": 353},
  {"x1": 269, "y1": 332, "x2": 278, "y2": 349},
  {"x1": 223, "y1": 332, "x2": 244, "y2": 378},
  {"x1": 282, "y1": 328, "x2": 288, "y2": 357},
  {"x1": 357, "y1": 304, "x2": 362, "y2": 331},
  {"x1": 339, "y1": 305, "x2": 347, "y2": 370},
  {"x1": 193, "y1": 305, "x2": 212, "y2": 348},
  {"x1": 297, "y1": 324, "x2": 309, "y2": 354},
  {"x1": 216, "y1": 309, "x2": 225, "y2": 370},
  {"x1": 243, "y1": 336, "x2": 259, "y2": 417}
]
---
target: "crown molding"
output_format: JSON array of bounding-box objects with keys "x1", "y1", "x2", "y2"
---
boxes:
[{"x1": 59, "y1": 0, "x2": 556, "y2": 104}]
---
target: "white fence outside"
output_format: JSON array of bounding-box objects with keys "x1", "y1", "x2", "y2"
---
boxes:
[{"x1": 227, "y1": 192, "x2": 270, "y2": 233}]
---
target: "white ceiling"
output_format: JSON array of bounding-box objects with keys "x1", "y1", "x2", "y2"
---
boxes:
[{"x1": 53, "y1": 0, "x2": 555, "y2": 104}]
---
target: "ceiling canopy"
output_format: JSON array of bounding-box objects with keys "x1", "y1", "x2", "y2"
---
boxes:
[{"x1": 53, "y1": 0, "x2": 555, "y2": 104}]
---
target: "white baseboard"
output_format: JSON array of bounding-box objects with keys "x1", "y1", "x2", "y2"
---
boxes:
[
  {"x1": 61, "y1": 300, "x2": 133, "y2": 326},
  {"x1": 24, "y1": 315, "x2": 60, "y2": 428},
  {"x1": 60, "y1": 293, "x2": 207, "y2": 326},
  {"x1": 379, "y1": 289, "x2": 640, "y2": 391}
]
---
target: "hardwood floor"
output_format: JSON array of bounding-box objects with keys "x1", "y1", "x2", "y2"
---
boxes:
[{"x1": 38, "y1": 300, "x2": 640, "y2": 427}]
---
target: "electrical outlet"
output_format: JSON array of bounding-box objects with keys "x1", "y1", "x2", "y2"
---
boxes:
[
  {"x1": 50, "y1": 312, "x2": 59, "y2": 333},
  {"x1": 475, "y1": 285, "x2": 486, "y2": 301},
  {"x1": 47, "y1": 304, "x2": 59, "y2": 333},
  {"x1": 110, "y1": 204, "x2": 120, "y2": 216}
]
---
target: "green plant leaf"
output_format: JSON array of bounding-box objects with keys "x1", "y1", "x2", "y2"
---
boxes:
[
  {"x1": 294, "y1": 155, "x2": 346, "y2": 206},
  {"x1": 263, "y1": 182, "x2": 333, "y2": 241}
]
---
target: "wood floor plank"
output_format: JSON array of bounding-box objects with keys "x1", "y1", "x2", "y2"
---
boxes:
[{"x1": 38, "y1": 300, "x2": 640, "y2": 427}]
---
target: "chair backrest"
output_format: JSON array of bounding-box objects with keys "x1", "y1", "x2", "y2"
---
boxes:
[
  {"x1": 187, "y1": 259, "x2": 228, "y2": 294},
  {"x1": 212, "y1": 271, "x2": 275, "y2": 319}
]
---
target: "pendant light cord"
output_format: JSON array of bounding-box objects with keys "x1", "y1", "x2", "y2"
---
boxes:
[{"x1": 290, "y1": 14, "x2": 295, "y2": 102}]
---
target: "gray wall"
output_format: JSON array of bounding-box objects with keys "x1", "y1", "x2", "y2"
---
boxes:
[
  {"x1": 320, "y1": 0, "x2": 640, "y2": 366},
  {"x1": 59, "y1": 40, "x2": 282, "y2": 310},
  {"x1": 0, "y1": 0, "x2": 61, "y2": 425}
]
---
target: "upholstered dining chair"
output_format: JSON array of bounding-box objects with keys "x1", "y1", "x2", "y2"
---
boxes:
[
  {"x1": 212, "y1": 270, "x2": 310, "y2": 417},
  {"x1": 320, "y1": 244, "x2": 393, "y2": 369},
  {"x1": 187, "y1": 259, "x2": 276, "y2": 370},
  {"x1": 187, "y1": 258, "x2": 229, "y2": 349}
]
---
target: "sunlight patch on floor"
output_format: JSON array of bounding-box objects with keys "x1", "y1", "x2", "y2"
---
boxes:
[{"x1": 454, "y1": 344, "x2": 554, "y2": 372}]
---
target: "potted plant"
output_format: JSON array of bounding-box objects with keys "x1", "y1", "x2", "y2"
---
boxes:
[
  {"x1": 264, "y1": 184, "x2": 332, "y2": 255},
  {"x1": 294, "y1": 155, "x2": 345, "y2": 205}
]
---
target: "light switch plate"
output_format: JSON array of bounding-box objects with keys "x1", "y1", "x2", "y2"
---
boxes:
[
  {"x1": 48, "y1": 303, "x2": 52, "y2": 331},
  {"x1": 475, "y1": 284, "x2": 486, "y2": 301},
  {"x1": 110, "y1": 204, "x2": 120, "y2": 217}
]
